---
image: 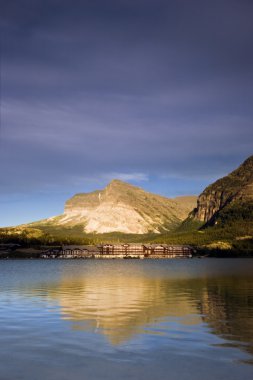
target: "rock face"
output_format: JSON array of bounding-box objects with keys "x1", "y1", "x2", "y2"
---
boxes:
[
  {"x1": 43, "y1": 180, "x2": 197, "y2": 234},
  {"x1": 192, "y1": 155, "x2": 253, "y2": 224}
]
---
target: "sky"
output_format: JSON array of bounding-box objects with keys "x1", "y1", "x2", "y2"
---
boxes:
[{"x1": 1, "y1": 0, "x2": 253, "y2": 227}]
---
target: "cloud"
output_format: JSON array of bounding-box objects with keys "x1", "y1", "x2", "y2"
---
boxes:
[
  {"x1": 0, "y1": 0, "x2": 253, "y2": 225},
  {"x1": 1, "y1": 95, "x2": 252, "y2": 197}
]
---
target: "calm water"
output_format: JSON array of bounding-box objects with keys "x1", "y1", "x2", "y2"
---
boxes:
[{"x1": 1, "y1": 259, "x2": 253, "y2": 380}]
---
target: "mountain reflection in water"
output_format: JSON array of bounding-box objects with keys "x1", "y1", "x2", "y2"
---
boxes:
[
  {"x1": 16, "y1": 260, "x2": 253, "y2": 356},
  {"x1": 38, "y1": 272, "x2": 201, "y2": 344}
]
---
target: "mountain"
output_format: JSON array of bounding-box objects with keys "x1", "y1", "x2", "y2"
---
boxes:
[
  {"x1": 191, "y1": 155, "x2": 253, "y2": 226},
  {"x1": 1, "y1": 158, "x2": 252, "y2": 253},
  {"x1": 32, "y1": 179, "x2": 197, "y2": 234}
]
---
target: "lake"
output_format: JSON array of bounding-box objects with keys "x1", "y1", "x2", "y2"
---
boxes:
[{"x1": 1, "y1": 259, "x2": 253, "y2": 380}]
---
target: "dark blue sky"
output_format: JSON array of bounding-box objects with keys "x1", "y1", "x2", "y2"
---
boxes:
[{"x1": 1, "y1": 0, "x2": 253, "y2": 226}]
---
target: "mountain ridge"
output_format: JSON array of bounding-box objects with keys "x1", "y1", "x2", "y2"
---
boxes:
[
  {"x1": 30, "y1": 179, "x2": 197, "y2": 234},
  {"x1": 191, "y1": 155, "x2": 253, "y2": 225},
  {"x1": 1, "y1": 156, "x2": 253, "y2": 254}
]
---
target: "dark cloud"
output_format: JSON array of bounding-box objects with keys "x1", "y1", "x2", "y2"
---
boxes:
[{"x1": 1, "y1": 0, "x2": 253, "y2": 224}]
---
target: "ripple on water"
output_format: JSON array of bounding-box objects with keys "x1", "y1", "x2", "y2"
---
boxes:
[{"x1": 0, "y1": 259, "x2": 253, "y2": 380}]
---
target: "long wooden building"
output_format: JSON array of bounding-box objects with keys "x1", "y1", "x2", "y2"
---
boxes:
[
  {"x1": 40, "y1": 244, "x2": 194, "y2": 259},
  {"x1": 97, "y1": 244, "x2": 193, "y2": 258}
]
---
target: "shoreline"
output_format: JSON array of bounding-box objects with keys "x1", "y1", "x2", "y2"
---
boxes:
[
  {"x1": 1, "y1": 246, "x2": 253, "y2": 259},
  {"x1": 1, "y1": 242, "x2": 253, "y2": 259}
]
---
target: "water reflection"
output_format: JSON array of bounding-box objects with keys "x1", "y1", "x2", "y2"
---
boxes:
[
  {"x1": 198, "y1": 278, "x2": 253, "y2": 359},
  {"x1": 46, "y1": 275, "x2": 201, "y2": 344},
  {"x1": 17, "y1": 260, "x2": 253, "y2": 355}
]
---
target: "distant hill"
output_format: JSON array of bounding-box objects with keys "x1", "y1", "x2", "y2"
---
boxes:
[
  {"x1": 190, "y1": 155, "x2": 253, "y2": 227},
  {"x1": 29, "y1": 180, "x2": 197, "y2": 234},
  {"x1": 1, "y1": 157, "x2": 252, "y2": 254}
]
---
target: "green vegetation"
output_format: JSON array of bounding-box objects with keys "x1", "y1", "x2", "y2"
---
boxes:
[
  {"x1": 1, "y1": 201, "x2": 252, "y2": 256},
  {"x1": 189, "y1": 155, "x2": 253, "y2": 225},
  {"x1": 202, "y1": 155, "x2": 253, "y2": 196},
  {"x1": 212, "y1": 200, "x2": 253, "y2": 227},
  {"x1": 1, "y1": 156, "x2": 252, "y2": 257}
]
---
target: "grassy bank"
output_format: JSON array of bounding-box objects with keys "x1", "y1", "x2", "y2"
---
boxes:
[
  {"x1": 1, "y1": 225, "x2": 253, "y2": 258},
  {"x1": 1, "y1": 200, "x2": 252, "y2": 256}
]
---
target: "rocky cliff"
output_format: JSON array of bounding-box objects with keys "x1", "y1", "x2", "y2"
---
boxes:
[
  {"x1": 36, "y1": 179, "x2": 197, "y2": 234},
  {"x1": 192, "y1": 155, "x2": 253, "y2": 224}
]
